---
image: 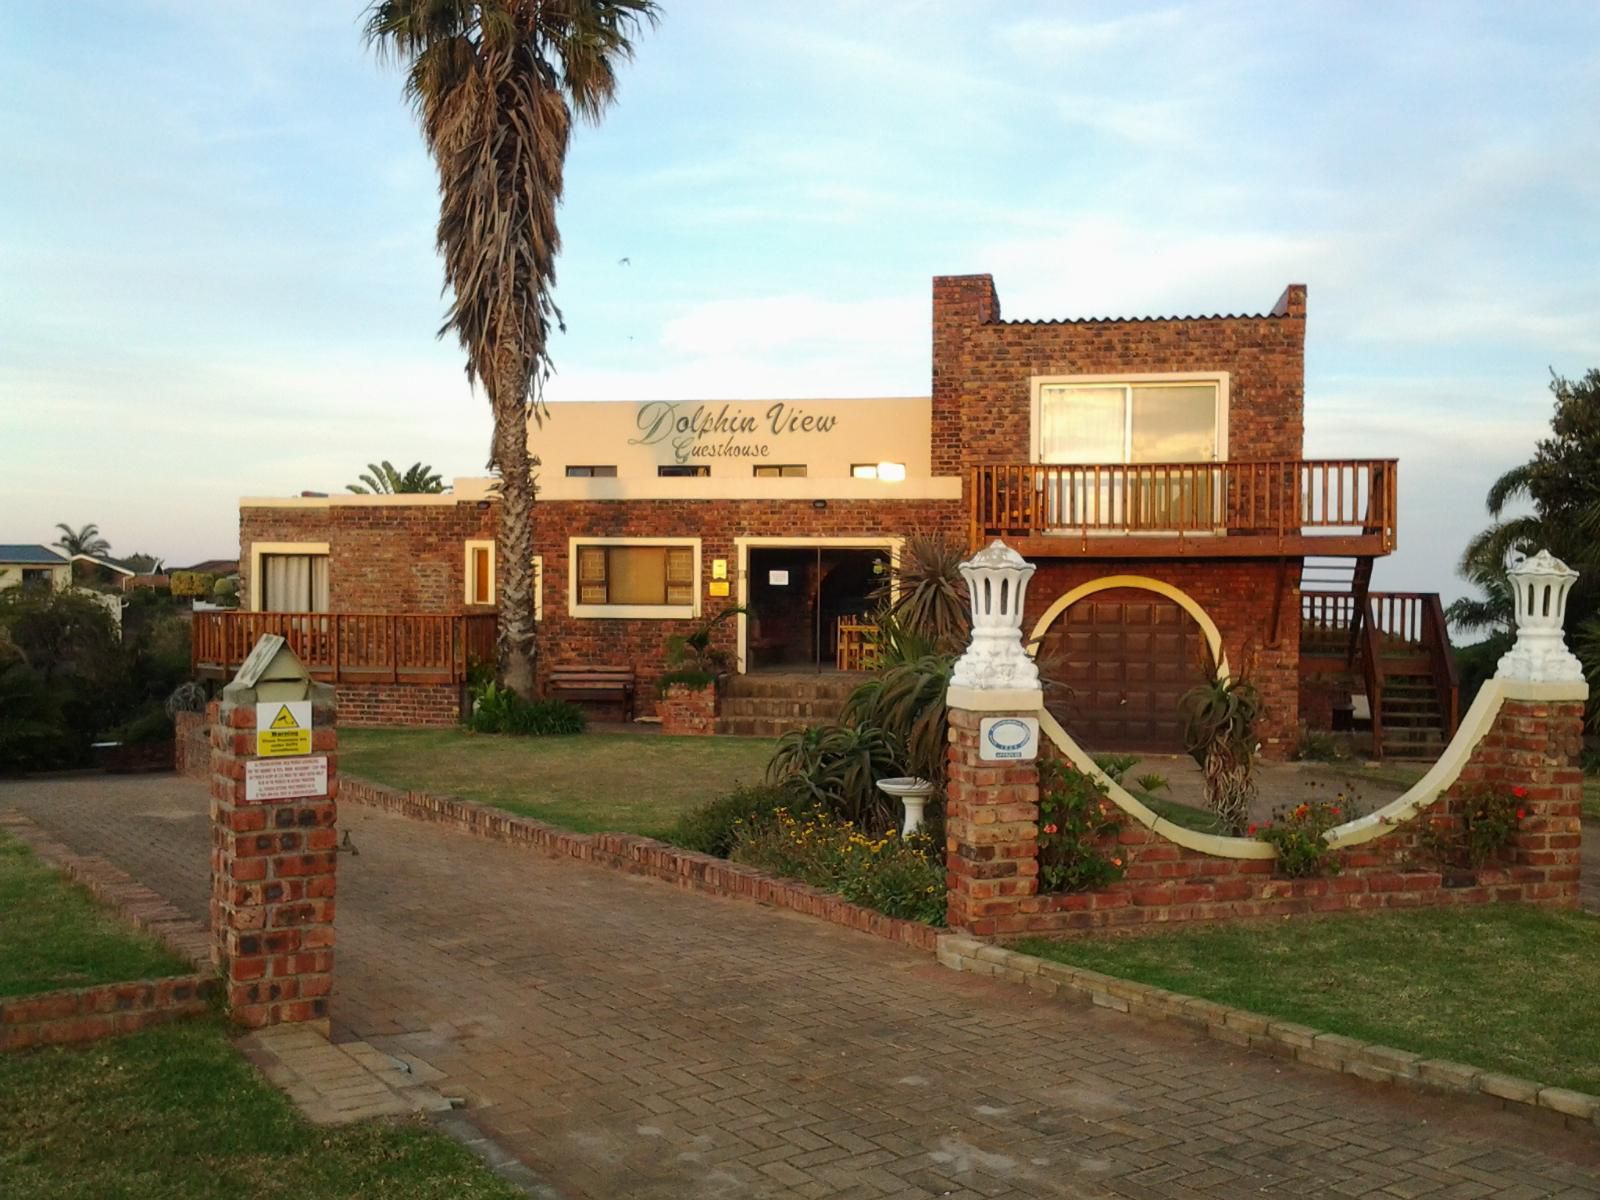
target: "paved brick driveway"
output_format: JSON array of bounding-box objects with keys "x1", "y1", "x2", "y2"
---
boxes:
[{"x1": 5, "y1": 774, "x2": 1600, "y2": 1199}]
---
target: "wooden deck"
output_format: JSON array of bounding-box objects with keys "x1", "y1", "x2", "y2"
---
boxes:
[
  {"x1": 192, "y1": 612, "x2": 496, "y2": 685},
  {"x1": 970, "y1": 458, "x2": 1396, "y2": 558}
]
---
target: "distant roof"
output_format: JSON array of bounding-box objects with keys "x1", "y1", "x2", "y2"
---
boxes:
[
  {"x1": 0, "y1": 544, "x2": 68, "y2": 565},
  {"x1": 176, "y1": 559, "x2": 239, "y2": 575},
  {"x1": 70, "y1": 552, "x2": 136, "y2": 575}
]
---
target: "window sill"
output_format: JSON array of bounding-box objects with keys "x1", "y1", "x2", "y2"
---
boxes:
[{"x1": 568, "y1": 603, "x2": 698, "y2": 621}]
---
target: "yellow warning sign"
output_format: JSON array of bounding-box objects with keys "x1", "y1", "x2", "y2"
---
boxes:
[{"x1": 256, "y1": 700, "x2": 312, "y2": 758}]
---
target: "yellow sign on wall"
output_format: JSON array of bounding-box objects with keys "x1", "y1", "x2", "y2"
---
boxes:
[
  {"x1": 256, "y1": 701, "x2": 312, "y2": 757},
  {"x1": 708, "y1": 580, "x2": 730, "y2": 597}
]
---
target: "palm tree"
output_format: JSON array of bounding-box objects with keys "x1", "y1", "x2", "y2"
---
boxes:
[
  {"x1": 53, "y1": 523, "x2": 110, "y2": 559},
  {"x1": 364, "y1": 1, "x2": 658, "y2": 697},
  {"x1": 346, "y1": 460, "x2": 445, "y2": 494}
]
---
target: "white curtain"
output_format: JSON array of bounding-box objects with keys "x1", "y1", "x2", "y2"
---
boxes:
[
  {"x1": 263, "y1": 555, "x2": 329, "y2": 612},
  {"x1": 1037, "y1": 386, "x2": 1125, "y2": 463}
]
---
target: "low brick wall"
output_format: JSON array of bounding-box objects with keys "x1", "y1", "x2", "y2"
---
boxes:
[
  {"x1": 340, "y1": 777, "x2": 938, "y2": 952},
  {"x1": 337, "y1": 682, "x2": 460, "y2": 728},
  {"x1": 0, "y1": 976, "x2": 213, "y2": 1052},
  {"x1": 0, "y1": 810, "x2": 217, "y2": 1051},
  {"x1": 658, "y1": 683, "x2": 716, "y2": 736},
  {"x1": 949, "y1": 696, "x2": 1584, "y2": 938},
  {"x1": 175, "y1": 709, "x2": 211, "y2": 779},
  {"x1": 937, "y1": 935, "x2": 1600, "y2": 1135}
]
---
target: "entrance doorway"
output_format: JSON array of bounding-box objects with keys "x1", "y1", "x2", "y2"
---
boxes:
[{"x1": 745, "y1": 546, "x2": 887, "y2": 672}]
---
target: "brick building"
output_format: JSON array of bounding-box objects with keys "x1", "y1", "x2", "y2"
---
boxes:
[{"x1": 206, "y1": 274, "x2": 1451, "y2": 756}]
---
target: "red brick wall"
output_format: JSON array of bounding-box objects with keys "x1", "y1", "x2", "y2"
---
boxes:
[
  {"x1": 658, "y1": 682, "x2": 717, "y2": 735},
  {"x1": 531, "y1": 497, "x2": 963, "y2": 708},
  {"x1": 1026, "y1": 560, "x2": 1300, "y2": 758},
  {"x1": 931, "y1": 274, "x2": 1306, "y2": 473},
  {"x1": 240, "y1": 501, "x2": 497, "y2": 615},
  {"x1": 337, "y1": 683, "x2": 461, "y2": 728}
]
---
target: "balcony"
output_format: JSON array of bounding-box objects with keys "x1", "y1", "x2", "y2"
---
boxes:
[
  {"x1": 193, "y1": 611, "x2": 496, "y2": 685},
  {"x1": 969, "y1": 459, "x2": 1396, "y2": 558}
]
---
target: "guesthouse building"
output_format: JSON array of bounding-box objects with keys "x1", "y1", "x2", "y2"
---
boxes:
[{"x1": 201, "y1": 275, "x2": 1454, "y2": 758}]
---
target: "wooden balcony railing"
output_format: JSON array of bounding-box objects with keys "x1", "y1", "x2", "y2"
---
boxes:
[
  {"x1": 970, "y1": 459, "x2": 1396, "y2": 555},
  {"x1": 192, "y1": 612, "x2": 497, "y2": 685}
]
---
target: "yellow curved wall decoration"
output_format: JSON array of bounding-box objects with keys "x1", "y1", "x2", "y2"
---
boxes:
[{"x1": 1027, "y1": 574, "x2": 1230, "y2": 681}]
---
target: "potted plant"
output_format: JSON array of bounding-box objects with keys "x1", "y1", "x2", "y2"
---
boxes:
[{"x1": 657, "y1": 606, "x2": 744, "y2": 735}]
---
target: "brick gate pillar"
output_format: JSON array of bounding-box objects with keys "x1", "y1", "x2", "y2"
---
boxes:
[
  {"x1": 210, "y1": 638, "x2": 339, "y2": 1030},
  {"x1": 944, "y1": 540, "x2": 1045, "y2": 936}
]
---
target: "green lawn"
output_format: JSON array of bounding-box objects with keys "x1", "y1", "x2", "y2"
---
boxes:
[
  {"x1": 340, "y1": 728, "x2": 776, "y2": 837},
  {"x1": 0, "y1": 1018, "x2": 522, "y2": 1200},
  {"x1": 0, "y1": 832, "x2": 192, "y2": 999},
  {"x1": 1017, "y1": 905, "x2": 1600, "y2": 1093}
]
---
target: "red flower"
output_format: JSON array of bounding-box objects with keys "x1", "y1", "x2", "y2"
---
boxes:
[
  {"x1": 1516, "y1": 809, "x2": 1526, "y2": 820},
  {"x1": 1330, "y1": 806, "x2": 1341, "y2": 816},
  {"x1": 1512, "y1": 786, "x2": 1528, "y2": 798},
  {"x1": 1042, "y1": 823, "x2": 1059, "y2": 835},
  {"x1": 1247, "y1": 825, "x2": 1258, "y2": 836}
]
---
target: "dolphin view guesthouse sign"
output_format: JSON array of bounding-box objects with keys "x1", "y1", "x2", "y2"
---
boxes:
[{"x1": 630, "y1": 400, "x2": 841, "y2": 465}]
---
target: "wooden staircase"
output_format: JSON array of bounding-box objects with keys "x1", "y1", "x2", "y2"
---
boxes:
[
  {"x1": 716, "y1": 672, "x2": 865, "y2": 739},
  {"x1": 1300, "y1": 557, "x2": 1459, "y2": 760}
]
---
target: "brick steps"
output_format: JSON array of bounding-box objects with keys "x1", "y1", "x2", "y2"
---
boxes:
[{"x1": 716, "y1": 672, "x2": 866, "y2": 738}]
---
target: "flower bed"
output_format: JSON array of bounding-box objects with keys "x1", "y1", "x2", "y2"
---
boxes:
[{"x1": 729, "y1": 808, "x2": 946, "y2": 925}]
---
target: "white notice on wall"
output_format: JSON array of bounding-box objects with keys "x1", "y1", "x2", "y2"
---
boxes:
[
  {"x1": 769, "y1": 569, "x2": 790, "y2": 585},
  {"x1": 245, "y1": 755, "x2": 329, "y2": 803},
  {"x1": 979, "y1": 717, "x2": 1040, "y2": 762}
]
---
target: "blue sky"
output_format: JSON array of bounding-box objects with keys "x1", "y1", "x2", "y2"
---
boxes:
[{"x1": 2, "y1": 1, "x2": 1596, "y2": 598}]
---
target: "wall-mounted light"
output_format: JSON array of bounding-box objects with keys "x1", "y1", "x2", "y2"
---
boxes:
[
  {"x1": 812, "y1": 499, "x2": 827, "y2": 510},
  {"x1": 876, "y1": 461, "x2": 907, "y2": 482}
]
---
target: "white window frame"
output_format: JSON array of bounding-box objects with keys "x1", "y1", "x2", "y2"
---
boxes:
[
  {"x1": 248, "y1": 542, "x2": 330, "y2": 612},
  {"x1": 464, "y1": 539, "x2": 495, "y2": 606},
  {"x1": 532, "y1": 555, "x2": 543, "y2": 622},
  {"x1": 1027, "y1": 372, "x2": 1230, "y2": 464},
  {"x1": 566, "y1": 536, "x2": 701, "y2": 620}
]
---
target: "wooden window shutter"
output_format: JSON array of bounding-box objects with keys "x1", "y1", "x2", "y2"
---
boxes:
[
  {"x1": 578, "y1": 546, "x2": 608, "y2": 605},
  {"x1": 665, "y1": 546, "x2": 694, "y2": 606}
]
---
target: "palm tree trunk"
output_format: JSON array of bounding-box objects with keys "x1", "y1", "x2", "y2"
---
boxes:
[{"x1": 492, "y1": 356, "x2": 538, "y2": 699}]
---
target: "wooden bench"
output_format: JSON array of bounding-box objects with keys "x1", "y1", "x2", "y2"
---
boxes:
[{"x1": 548, "y1": 662, "x2": 636, "y2": 721}]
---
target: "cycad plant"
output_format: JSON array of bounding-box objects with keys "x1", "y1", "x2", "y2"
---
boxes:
[
  {"x1": 346, "y1": 460, "x2": 444, "y2": 494},
  {"x1": 1179, "y1": 675, "x2": 1262, "y2": 835},
  {"x1": 871, "y1": 531, "x2": 969, "y2": 657}
]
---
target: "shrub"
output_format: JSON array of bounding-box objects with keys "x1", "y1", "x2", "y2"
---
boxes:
[
  {"x1": 656, "y1": 668, "x2": 716, "y2": 696},
  {"x1": 169, "y1": 571, "x2": 214, "y2": 598},
  {"x1": 1134, "y1": 772, "x2": 1168, "y2": 794},
  {"x1": 1252, "y1": 797, "x2": 1345, "y2": 877},
  {"x1": 730, "y1": 807, "x2": 945, "y2": 924},
  {"x1": 110, "y1": 706, "x2": 175, "y2": 746},
  {"x1": 667, "y1": 783, "x2": 802, "y2": 858},
  {"x1": 1419, "y1": 782, "x2": 1526, "y2": 869},
  {"x1": 1296, "y1": 728, "x2": 1348, "y2": 763},
  {"x1": 869, "y1": 531, "x2": 969, "y2": 657},
  {"x1": 766, "y1": 723, "x2": 898, "y2": 830},
  {"x1": 468, "y1": 684, "x2": 586, "y2": 736},
  {"x1": 1037, "y1": 758, "x2": 1126, "y2": 893}
]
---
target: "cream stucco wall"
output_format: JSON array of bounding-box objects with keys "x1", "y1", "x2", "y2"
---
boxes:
[{"x1": 0, "y1": 561, "x2": 69, "y2": 591}]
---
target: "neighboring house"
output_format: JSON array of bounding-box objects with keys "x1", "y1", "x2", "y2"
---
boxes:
[
  {"x1": 209, "y1": 274, "x2": 1452, "y2": 757},
  {"x1": 0, "y1": 545, "x2": 70, "y2": 593},
  {"x1": 175, "y1": 558, "x2": 240, "y2": 576},
  {"x1": 70, "y1": 552, "x2": 137, "y2": 589}
]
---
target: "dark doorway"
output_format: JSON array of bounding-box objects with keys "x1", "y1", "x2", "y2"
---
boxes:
[{"x1": 746, "y1": 546, "x2": 886, "y2": 672}]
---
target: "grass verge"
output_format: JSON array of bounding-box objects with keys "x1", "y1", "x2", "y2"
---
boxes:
[
  {"x1": 0, "y1": 1017, "x2": 521, "y2": 1200},
  {"x1": 339, "y1": 728, "x2": 775, "y2": 837},
  {"x1": 1016, "y1": 905, "x2": 1600, "y2": 1093},
  {"x1": 0, "y1": 831, "x2": 192, "y2": 999}
]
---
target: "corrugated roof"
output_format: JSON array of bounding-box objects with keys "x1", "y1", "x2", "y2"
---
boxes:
[
  {"x1": 996, "y1": 311, "x2": 1283, "y2": 326},
  {"x1": 0, "y1": 544, "x2": 68, "y2": 565}
]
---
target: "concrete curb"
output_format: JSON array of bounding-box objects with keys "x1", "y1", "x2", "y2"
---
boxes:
[{"x1": 936, "y1": 933, "x2": 1600, "y2": 1136}]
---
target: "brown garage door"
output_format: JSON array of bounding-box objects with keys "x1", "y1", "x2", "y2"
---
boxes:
[{"x1": 1041, "y1": 595, "x2": 1211, "y2": 754}]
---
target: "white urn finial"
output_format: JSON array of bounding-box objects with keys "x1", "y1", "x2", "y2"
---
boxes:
[
  {"x1": 950, "y1": 539, "x2": 1040, "y2": 693},
  {"x1": 1495, "y1": 549, "x2": 1584, "y2": 683}
]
